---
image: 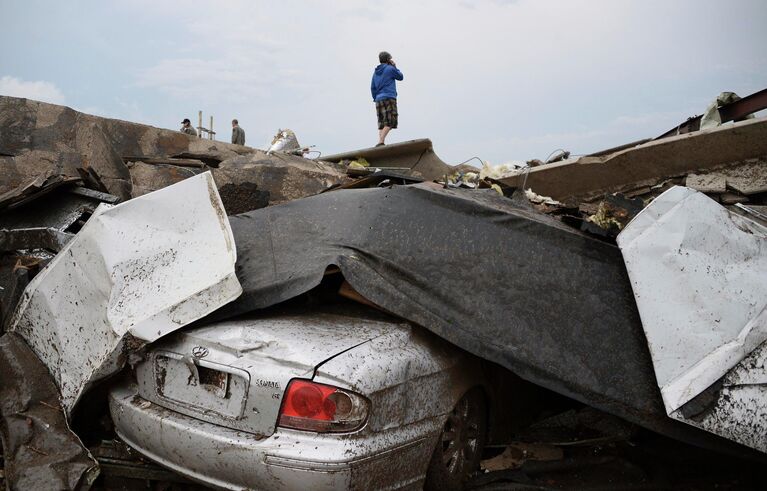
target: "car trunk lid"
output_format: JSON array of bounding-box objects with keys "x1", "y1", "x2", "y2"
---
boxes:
[{"x1": 136, "y1": 311, "x2": 395, "y2": 436}]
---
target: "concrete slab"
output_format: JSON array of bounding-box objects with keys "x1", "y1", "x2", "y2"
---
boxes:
[
  {"x1": 685, "y1": 173, "x2": 727, "y2": 193},
  {"x1": 499, "y1": 117, "x2": 767, "y2": 201},
  {"x1": 724, "y1": 159, "x2": 767, "y2": 195}
]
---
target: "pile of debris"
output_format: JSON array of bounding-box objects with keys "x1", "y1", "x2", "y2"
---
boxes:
[
  {"x1": 495, "y1": 89, "x2": 767, "y2": 239},
  {"x1": 510, "y1": 146, "x2": 767, "y2": 241},
  {"x1": 0, "y1": 93, "x2": 765, "y2": 490},
  {"x1": 320, "y1": 90, "x2": 767, "y2": 242},
  {"x1": 0, "y1": 96, "x2": 352, "y2": 215}
]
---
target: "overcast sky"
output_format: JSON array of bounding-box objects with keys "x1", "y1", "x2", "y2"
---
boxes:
[{"x1": 2, "y1": 0, "x2": 765, "y2": 164}]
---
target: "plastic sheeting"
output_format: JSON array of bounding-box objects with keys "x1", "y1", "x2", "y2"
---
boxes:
[
  {"x1": 267, "y1": 128, "x2": 302, "y2": 154},
  {"x1": 8, "y1": 172, "x2": 242, "y2": 414},
  {"x1": 0, "y1": 332, "x2": 99, "y2": 490},
  {"x1": 699, "y1": 91, "x2": 754, "y2": 130},
  {"x1": 617, "y1": 186, "x2": 767, "y2": 452}
]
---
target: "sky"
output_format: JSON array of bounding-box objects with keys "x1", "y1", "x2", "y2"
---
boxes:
[{"x1": 1, "y1": 0, "x2": 766, "y2": 164}]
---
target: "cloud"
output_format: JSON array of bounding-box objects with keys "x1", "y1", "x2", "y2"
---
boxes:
[
  {"x1": 482, "y1": 110, "x2": 686, "y2": 160},
  {"x1": 0, "y1": 75, "x2": 66, "y2": 104},
  {"x1": 611, "y1": 112, "x2": 682, "y2": 128},
  {"x1": 135, "y1": 57, "x2": 289, "y2": 102},
  {"x1": 133, "y1": 5, "x2": 298, "y2": 103}
]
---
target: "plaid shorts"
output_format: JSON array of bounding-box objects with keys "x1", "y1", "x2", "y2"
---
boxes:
[{"x1": 376, "y1": 98, "x2": 398, "y2": 129}]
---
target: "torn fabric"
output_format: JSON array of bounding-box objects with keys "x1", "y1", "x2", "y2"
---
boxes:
[{"x1": 8, "y1": 172, "x2": 242, "y2": 414}]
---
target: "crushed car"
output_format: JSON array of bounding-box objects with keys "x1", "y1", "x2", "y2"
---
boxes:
[{"x1": 109, "y1": 305, "x2": 492, "y2": 490}]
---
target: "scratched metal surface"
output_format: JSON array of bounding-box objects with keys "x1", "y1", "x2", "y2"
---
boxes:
[
  {"x1": 134, "y1": 310, "x2": 398, "y2": 436},
  {"x1": 618, "y1": 186, "x2": 767, "y2": 414},
  {"x1": 110, "y1": 379, "x2": 438, "y2": 491},
  {"x1": 111, "y1": 306, "x2": 472, "y2": 490}
]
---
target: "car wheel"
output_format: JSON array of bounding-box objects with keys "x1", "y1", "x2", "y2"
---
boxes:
[{"x1": 424, "y1": 388, "x2": 487, "y2": 491}]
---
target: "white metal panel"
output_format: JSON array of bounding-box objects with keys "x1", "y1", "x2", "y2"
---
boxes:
[
  {"x1": 9, "y1": 172, "x2": 242, "y2": 414},
  {"x1": 617, "y1": 186, "x2": 767, "y2": 413},
  {"x1": 617, "y1": 186, "x2": 767, "y2": 452},
  {"x1": 668, "y1": 340, "x2": 767, "y2": 453}
]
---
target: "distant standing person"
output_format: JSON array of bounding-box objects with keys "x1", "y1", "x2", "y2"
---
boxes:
[
  {"x1": 371, "y1": 51, "x2": 403, "y2": 146},
  {"x1": 180, "y1": 118, "x2": 197, "y2": 137},
  {"x1": 231, "y1": 119, "x2": 246, "y2": 145}
]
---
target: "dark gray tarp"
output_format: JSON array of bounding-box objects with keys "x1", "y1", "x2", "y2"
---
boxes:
[
  {"x1": 222, "y1": 185, "x2": 682, "y2": 433},
  {"x1": 0, "y1": 332, "x2": 98, "y2": 490}
]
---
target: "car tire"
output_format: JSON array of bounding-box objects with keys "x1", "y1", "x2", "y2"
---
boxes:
[{"x1": 424, "y1": 388, "x2": 487, "y2": 491}]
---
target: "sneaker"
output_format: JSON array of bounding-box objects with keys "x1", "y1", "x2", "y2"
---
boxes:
[{"x1": 375, "y1": 142, "x2": 385, "y2": 147}]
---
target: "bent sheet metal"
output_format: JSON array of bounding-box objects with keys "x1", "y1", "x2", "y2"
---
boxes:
[
  {"x1": 617, "y1": 186, "x2": 767, "y2": 452},
  {"x1": 8, "y1": 172, "x2": 242, "y2": 414}
]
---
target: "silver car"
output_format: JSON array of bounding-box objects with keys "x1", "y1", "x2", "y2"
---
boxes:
[{"x1": 109, "y1": 306, "x2": 493, "y2": 490}]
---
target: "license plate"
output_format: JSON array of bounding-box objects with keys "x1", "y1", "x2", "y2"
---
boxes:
[
  {"x1": 154, "y1": 352, "x2": 250, "y2": 419},
  {"x1": 198, "y1": 365, "x2": 229, "y2": 398}
]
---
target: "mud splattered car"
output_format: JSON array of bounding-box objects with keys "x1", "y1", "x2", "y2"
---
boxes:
[{"x1": 108, "y1": 306, "x2": 492, "y2": 490}]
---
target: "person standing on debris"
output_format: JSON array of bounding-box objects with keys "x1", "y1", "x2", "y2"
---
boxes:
[
  {"x1": 231, "y1": 119, "x2": 246, "y2": 145},
  {"x1": 180, "y1": 118, "x2": 197, "y2": 137},
  {"x1": 371, "y1": 51, "x2": 403, "y2": 146}
]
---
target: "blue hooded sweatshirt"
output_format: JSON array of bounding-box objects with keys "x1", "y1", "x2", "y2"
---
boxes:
[{"x1": 371, "y1": 64, "x2": 404, "y2": 102}]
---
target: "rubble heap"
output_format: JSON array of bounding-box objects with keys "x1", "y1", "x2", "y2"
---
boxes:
[
  {"x1": 0, "y1": 95, "x2": 766, "y2": 490},
  {"x1": 498, "y1": 117, "x2": 767, "y2": 238},
  {"x1": 0, "y1": 96, "x2": 350, "y2": 213}
]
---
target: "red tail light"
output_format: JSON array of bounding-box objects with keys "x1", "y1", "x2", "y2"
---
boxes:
[{"x1": 278, "y1": 379, "x2": 368, "y2": 432}]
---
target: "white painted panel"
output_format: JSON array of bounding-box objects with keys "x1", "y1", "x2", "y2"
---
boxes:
[
  {"x1": 618, "y1": 186, "x2": 766, "y2": 413},
  {"x1": 10, "y1": 172, "x2": 242, "y2": 413},
  {"x1": 618, "y1": 186, "x2": 767, "y2": 452}
]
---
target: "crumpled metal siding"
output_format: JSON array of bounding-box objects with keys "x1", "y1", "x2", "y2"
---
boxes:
[
  {"x1": 673, "y1": 340, "x2": 767, "y2": 453},
  {"x1": 618, "y1": 186, "x2": 767, "y2": 413},
  {"x1": 617, "y1": 186, "x2": 767, "y2": 452},
  {"x1": 8, "y1": 172, "x2": 242, "y2": 414}
]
